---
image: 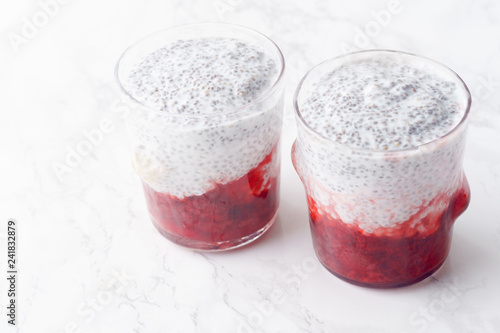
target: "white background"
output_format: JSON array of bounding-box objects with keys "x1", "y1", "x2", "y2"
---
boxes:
[{"x1": 1, "y1": 0, "x2": 499, "y2": 332}]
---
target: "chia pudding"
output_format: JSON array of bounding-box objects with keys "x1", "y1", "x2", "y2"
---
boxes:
[
  {"x1": 292, "y1": 50, "x2": 471, "y2": 287},
  {"x1": 116, "y1": 24, "x2": 284, "y2": 250}
]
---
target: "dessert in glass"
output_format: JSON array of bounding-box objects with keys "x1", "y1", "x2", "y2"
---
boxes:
[
  {"x1": 116, "y1": 23, "x2": 285, "y2": 250},
  {"x1": 292, "y1": 50, "x2": 471, "y2": 287}
]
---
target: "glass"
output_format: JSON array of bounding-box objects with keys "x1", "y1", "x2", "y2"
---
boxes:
[
  {"x1": 292, "y1": 50, "x2": 471, "y2": 287},
  {"x1": 115, "y1": 23, "x2": 285, "y2": 251}
]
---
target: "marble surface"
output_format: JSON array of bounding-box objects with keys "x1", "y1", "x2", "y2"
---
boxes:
[{"x1": 1, "y1": 0, "x2": 500, "y2": 332}]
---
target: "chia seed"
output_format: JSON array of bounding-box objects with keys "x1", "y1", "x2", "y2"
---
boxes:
[
  {"x1": 294, "y1": 52, "x2": 469, "y2": 231},
  {"x1": 123, "y1": 37, "x2": 282, "y2": 198}
]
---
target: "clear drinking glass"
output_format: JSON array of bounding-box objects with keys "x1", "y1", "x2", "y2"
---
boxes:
[
  {"x1": 115, "y1": 23, "x2": 285, "y2": 251},
  {"x1": 292, "y1": 50, "x2": 471, "y2": 287}
]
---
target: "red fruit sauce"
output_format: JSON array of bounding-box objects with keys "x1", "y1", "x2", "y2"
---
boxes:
[
  {"x1": 308, "y1": 176, "x2": 470, "y2": 288},
  {"x1": 142, "y1": 144, "x2": 280, "y2": 250}
]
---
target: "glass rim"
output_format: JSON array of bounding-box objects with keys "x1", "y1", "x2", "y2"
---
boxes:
[
  {"x1": 293, "y1": 49, "x2": 472, "y2": 155},
  {"x1": 114, "y1": 22, "x2": 285, "y2": 119}
]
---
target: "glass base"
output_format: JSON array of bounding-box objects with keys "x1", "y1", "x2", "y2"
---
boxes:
[
  {"x1": 317, "y1": 254, "x2": 447, "y2": 288},
  {"x1": 151, "y1": 210, "x2": 279, "y2": 251}
]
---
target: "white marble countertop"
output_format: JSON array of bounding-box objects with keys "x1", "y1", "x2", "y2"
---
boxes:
[{"x1": 1, "y1": 0, "x2": 500, "y2": 332}]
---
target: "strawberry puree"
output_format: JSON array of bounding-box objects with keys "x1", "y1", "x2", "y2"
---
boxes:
[
  {"x1": 142, "y1": 145, "x2": 280, "y2": 249},
  {"x1": 308, "y1": 177, "x2": 470, "y2": 287}
]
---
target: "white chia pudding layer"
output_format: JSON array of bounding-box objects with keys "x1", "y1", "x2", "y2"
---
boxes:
[
  {"x1": 123, "y1": 38, "x2": 282, "y2": 198},
  {"x1": 294, "y1": 53, "x2": 469, "y2": 233}
]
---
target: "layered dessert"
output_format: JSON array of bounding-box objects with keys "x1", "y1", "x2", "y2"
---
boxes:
[
  {"x1": 293, "y1": 51, "x2": 471, "y2": 287},
  {"x1": 121, "y1": 36, "x2": 283, "y2": 250}
]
